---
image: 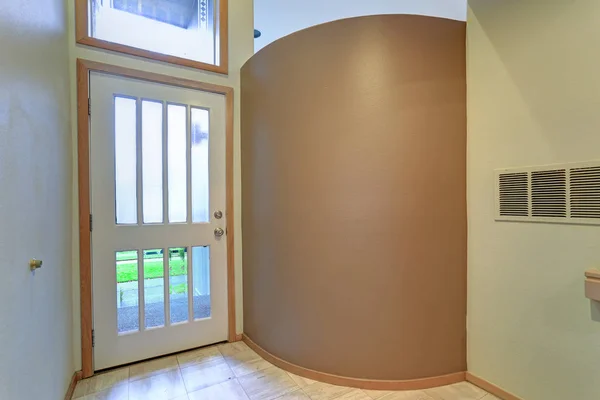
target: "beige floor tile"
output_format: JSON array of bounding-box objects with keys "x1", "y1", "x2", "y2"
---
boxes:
[
  {"x1": 180, "y1": 357, "x2": 235, "y2": 393},
  {"x1": 335, "y1": 389, "x2": 372, "y2": 399},
  {"x1": 76, "y1": 348, "x2": 496, "y2": 400},
  {"x1": 275, "y1": 389, "x2": 312, "y2": 400},
  {"x1": 73, "y1": 381, "x2": 88, "y2": 399},
  {"x1": 302, "y1": 381, "x2": 354, "y2": 400},
  {"x1": 223, "y1": 348, "x2": 274, "y2": 377},
  {"x1": 188, "y1": 379, "x2": 250, "y2": 400},
  {"x1": 424, "y1": 382, "x2": 488, "y2": 400},
  {"x1": 129, "y1": 368, "x2": 187, "y2": 400},
  {"x1": 78, "y1": 383, "x2": 129, "y2": 400},
  {"x1": 287, "y1": 372, "x2": 317, "y2": 388},
  {"x1": 363, "y1": 389, "x2": 392, "y2": 400},
  {"x1": 482, "y1": 395, "x2": 501, "y2": 400},
  {"x1": 379, "y1": 390, "x2": 434, "y2": 400},
  {"x1": 238, "y1": 366, "x2": 299, "y2": 400},
  {"x1": 73, "y1": 368, "x2": 130, "y2": 398},
  {"x1": 178, "y1": 345, "x2": 223, "y2": 369},
  {"x1": 218, "y1": 341, "x2": 251, "y2": 357},
  {"x1": 130, "y1": 356, "x2": 179, "y2": 382}
]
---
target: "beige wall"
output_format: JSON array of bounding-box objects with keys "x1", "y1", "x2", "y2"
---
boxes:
[
  {"x1": 467, "y1": 2, "x2": 600, "y2": 399},
  {"x1": 242, "y1": 15, "x2": 466, "y2": 380},
  {"x1": 67, "y1": 1, "x2": 254, "y2": 370},
  {"x1": 0, "y1": 0, "x2": 74, "y2": 398}
]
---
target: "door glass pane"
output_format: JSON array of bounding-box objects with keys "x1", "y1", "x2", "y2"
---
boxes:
[
  {"x1": 90, "y1": 0, "x2": 219, "y2": 65},
  {"x1": 142, "y1": 100, "x2": 164, "y2": 224},
  {"x1": 114, "y1": 97, "x2": 137, "y2": 224},
  {"x1": 116, "y1": 250, "x2": 139, "y2": 333},
  {"x1": 192, "y1": 246, "x2": 211, "y2": 320},
  {"x1": 143, "y1": 249, "x2": 165, "y2": 328},
  {"x1": 191, "y1": 108, "x2": 209, "y2": 223},
  {"x1": 168, "y1": 104, "x2": 187, "y2": 223},
  {"x1": 169, "y1": 247, "x2": 189, "y2": 324}
]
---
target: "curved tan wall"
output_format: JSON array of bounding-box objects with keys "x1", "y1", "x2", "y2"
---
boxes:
[{"x1": 241, "y1": 15, "x2": 466, "y2": 381}]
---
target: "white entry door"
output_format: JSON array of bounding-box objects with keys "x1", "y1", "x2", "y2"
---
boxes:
[{"x1": 89, "y1": 72, "x2": 228, "y2": 370}]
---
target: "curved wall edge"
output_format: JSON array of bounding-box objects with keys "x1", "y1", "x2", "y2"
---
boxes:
[
  {"x1": 253, "y1": 13, "x2": 464, "y2": 57},
  {"x1": 243, "y1": 335, "x2": 466, "y2": 391},
  {"x1": 242, "y1": 14, "x2": 467, "y2": 381},
  {"x1": 254, "y1": 0, "x2": 467, "y2": 50}
]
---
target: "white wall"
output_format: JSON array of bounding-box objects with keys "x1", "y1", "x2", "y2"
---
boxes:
[
  {"x1": 67, "y1": 1, "x2": 254, "y2": 371},
  {"x1": 0, "y1": 0, "x2": 73, "y2": 399},
  {"x1": 468, "y1": 1, "x2": 600, "y2": 399},
  {"x1": 254, "y1": 0, "x2": 467, "y2": 50}
]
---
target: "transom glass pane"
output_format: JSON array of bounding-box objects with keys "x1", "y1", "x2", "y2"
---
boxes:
[{"x1": 90, "y1": 0, "x2": 219, "y2": 65}]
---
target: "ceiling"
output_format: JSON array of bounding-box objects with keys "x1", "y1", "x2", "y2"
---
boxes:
[{"x1": 254, "y1": 0, "x2": 467, "y2": 51}]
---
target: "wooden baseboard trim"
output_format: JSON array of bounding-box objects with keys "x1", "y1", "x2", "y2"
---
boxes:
[
  {"x1": 242, "y1": 334, "x2": 465, "y2": 390},
  {"x1": 466, "y1": 372, "x2": 522, "y2": 400},
  {"x1": 65, "y1": 371, "x2": 83, "y2": 400},
  {"x1": 234, "y1": 333, "x2": 243, "y2": 342}
]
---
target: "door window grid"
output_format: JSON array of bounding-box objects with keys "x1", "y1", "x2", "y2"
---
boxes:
[
  {"x1": 114, "y1": 97, "x2": 210, "y2": 226},
  {"x1": 116, "y1": 246, "x2": 211, "y2": 335}
]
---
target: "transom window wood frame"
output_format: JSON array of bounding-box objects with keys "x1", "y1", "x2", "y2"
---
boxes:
[{"x1": 75, "y1": 0, "x2": 229, "y2": 74}]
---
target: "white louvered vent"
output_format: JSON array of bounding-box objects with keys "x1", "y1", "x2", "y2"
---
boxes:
[
  {"x1": 498, "y1": 172, "x2": 528, "y2": 217},
  {"x1": 495, "y1": 161, "x2": 600, "y2": 225},
  {"x1": 531, "y1": 169, "x2": 567, "y2": 218},
  {"x1": 570, "y1": 166, "x2": 600, "y2": 220}
]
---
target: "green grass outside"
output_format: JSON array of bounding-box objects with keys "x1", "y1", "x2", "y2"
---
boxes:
[
  {"x1": 116, "y1": 250, "x2": 187, "y2": 283},
  {"x1": 170, "y1": 283, "x2": 187, "y2": 295},
  {"x1": 116, "y1": 249, "x2": 181, "y2": 261}
]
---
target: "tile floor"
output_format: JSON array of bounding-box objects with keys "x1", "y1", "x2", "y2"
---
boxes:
[{"x1": 72, "y1": 342, "x2": 499, "y2": 400}]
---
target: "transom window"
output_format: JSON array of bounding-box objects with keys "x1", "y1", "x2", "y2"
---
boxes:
[{"x1": 76, "y1": 0, "x2": 227, "y2": 74}]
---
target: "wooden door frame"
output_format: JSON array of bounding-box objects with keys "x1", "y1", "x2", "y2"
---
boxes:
[{"x1": 77, "y1": 59, "x2": 236, "y2": 378}]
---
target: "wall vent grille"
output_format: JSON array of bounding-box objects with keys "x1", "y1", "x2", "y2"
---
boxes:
[
  {"x1": 498, "y1": 172, "x2": 529, "y2": 217},
  {"x1": 570, "y1": 166, "x2": 600, "y2": 220},
  {"x1": 495, "y1": 161, "x2": 600, "y2": 225},
  {"x1": 531, "y1": 169, "x2": 567, "y2": 218}
]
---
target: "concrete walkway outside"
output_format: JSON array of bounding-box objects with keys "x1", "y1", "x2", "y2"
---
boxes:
[
  {"x1": 117, "y1": 275, "x2": 188, "y2": 308},
  {"x1": 117, "y1": 294, "x2": 211, "y2": 332}
]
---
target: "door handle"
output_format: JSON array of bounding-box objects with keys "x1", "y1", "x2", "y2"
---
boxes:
[{"x1": 214, "y1": 228, "x2": 225, "y2": 238}]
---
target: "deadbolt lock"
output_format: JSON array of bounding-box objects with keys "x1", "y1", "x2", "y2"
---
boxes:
[{"x1": 214, "y1": 210, "x2": 223, "y2": 219}]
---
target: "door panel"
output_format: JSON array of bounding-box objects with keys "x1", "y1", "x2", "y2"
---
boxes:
[{"x1": 89, "y1": 72, "x2": 228, "y2": 370}]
